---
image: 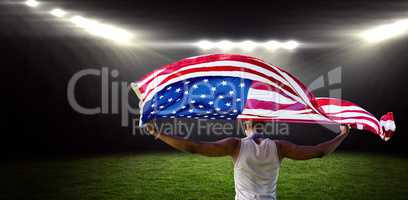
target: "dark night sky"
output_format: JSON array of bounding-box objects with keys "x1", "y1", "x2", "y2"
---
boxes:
[{"x1": 2, "y1": 0, "x2": 408, "y2": 156}]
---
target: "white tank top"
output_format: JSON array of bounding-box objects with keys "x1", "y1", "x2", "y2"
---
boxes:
[{"x1": 234, "y1": 137, "x2": 280, "y2": 200}]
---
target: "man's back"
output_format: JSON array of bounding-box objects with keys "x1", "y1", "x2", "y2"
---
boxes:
[
  {"x1": 234, "y1": 137, "x2": 280, "y2": 200},
  {"x1": 145, "y1": 122, "x2": 349, "y2": 199}
]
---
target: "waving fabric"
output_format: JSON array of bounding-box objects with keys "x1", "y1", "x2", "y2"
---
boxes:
[{"x1": 131, "y1": 54, "x2": 395, "y2": 141}]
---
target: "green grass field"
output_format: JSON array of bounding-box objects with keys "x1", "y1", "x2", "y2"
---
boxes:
[{"x1": 2, "y1": 152, "x2": 408, "y2": 200}]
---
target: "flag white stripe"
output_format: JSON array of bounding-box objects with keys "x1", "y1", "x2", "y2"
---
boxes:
[
  {"x1": 327, "y1": 112, "x2": 378, "y2": 122},
  {"x1": 246, "y1": 88, "x2": 299, "y2": 105},
  {"x1": 241, "y1": 108, "x2": 313, "y2": 116},
  {"x1": 320, "y1": 105, "x2": 367, "y2": 114},
  {"x1": 238, "y1": 113, "x2": 332, "y2": 121}
]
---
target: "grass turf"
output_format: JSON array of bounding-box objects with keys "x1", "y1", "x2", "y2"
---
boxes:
[{"x1": 2, "y1": 152, "x2": 408, "y2": 200}]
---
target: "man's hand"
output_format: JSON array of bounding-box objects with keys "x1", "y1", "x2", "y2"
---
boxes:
[
  {"x1": 144, "y1": 122, "x2": 158, "y2": 136},
  {"x1": 339, "y1": 124, "x2": 350, "y2": 136}
]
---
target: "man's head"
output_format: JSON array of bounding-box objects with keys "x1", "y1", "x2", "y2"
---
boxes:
[{"x1": 242, "y1": 120, "x2": 267, "y2": 136}]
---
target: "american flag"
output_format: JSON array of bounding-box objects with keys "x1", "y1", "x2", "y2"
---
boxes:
[{"x1": 131, "y1": 54, "x2": 395, "y2": 141}]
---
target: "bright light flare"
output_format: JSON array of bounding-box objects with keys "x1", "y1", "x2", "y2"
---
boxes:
[
  {"x1": 282, "y1": 40, "x2": 299, "y2": 50},
  {"x1": 196, "y1": 40, "x2": 213, "y2": 50},
  {"x1": 70, "y1": 16, "x2": 134, "y2": 45},
  {"x1": 264, "y1": 40, "x2": 280, "y2": 50},
  {"x1": 239, "y1": 40, "x2": 257, "y2": 51},
  {"x1": 216, "y1": 40, "x2": 235, "y2": 50},
  {"x1": 49, "y1": 8, "x2": 66, "y2": 17},
  {"x1": 25, "y1": 0, "x2": 39, "y2": 7},
  {"x1": 360, "y1": 19, "x2": 408, "y2": 43},
  {"x1": 195, "y1": 40, "x2": 300, "y2": 51}
]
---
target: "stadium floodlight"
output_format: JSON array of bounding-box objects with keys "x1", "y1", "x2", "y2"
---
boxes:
[
  {"x1": 196, "y1": 40, "x2": 214, "y2": 50},
  {"x1": 282, "y1": 40, "x2": 300, "y2": 50},
  {"x1": 49, "y1": 8, "x2": 67, "y2": 18},
  {"x1": 360, "y1": 19, "x2": 408, "y2": 43},
  {"x1": 25, "y1": 0, "x2": 39, "y2": 7},
  {"x1": 239, "y1": 40, "x2": 258, "y2": 51},
  {"x1": 264, "y1": 40, "x2": 281, "y2": 50},
  {"x1": 216, "y1": 40, "x2": 235, "y2": 50},
  {"x1": 195, "y1": 39, "x2": 300, "y2": 51},
  {"x1": 70, "y1": 16, "x2": 134, "y2": 45}
]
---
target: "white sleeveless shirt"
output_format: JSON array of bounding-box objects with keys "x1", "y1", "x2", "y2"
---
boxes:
[{"x1": 234, "y1": 137, "x2": 280, "y2": 200}]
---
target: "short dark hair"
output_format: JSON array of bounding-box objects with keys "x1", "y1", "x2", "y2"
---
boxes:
[
  {"x1": 253, "y1": 121, "x2": 268, "y2": 133},
  {"x1": 241, "y1": 120, "x2": 269, "y2": 133}
]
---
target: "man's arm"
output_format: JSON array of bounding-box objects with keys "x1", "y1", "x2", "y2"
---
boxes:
[
  {"x1": 144, "y1": 122, "x2": 240, "y2": 157},
  {"x1": 275, "y1": 125, "x2": 350, "y2": 160}
]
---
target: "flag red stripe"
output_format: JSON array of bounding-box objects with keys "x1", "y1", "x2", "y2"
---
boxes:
[
  {"x1": 244, "y1": 99, "x2": 306, "y2": 111},
  {"x1": 239, "y1": 116, "x2": 336, "y2": 124},
  {"x1": 325, "y1": 110, "x2": 375, "y2": 118},
  {"x1": 315, "y1": 98, "x2": 357, "y2": 107}
]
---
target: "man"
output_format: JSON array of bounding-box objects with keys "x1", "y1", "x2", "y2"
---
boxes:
[{"x1": 144, "y1": 120, "x2": 350, "y2": 200}]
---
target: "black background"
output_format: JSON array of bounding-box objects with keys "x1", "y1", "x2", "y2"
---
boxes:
[{"x1": 2, "y1": 0, "x2": 408, "y2": 157}]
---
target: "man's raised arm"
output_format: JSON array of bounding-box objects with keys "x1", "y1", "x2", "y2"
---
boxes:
[
  {"x1": 275, "y1": 125, "x2": 350, "y2": 160},
  {"x1": 144, "y1": 122, "x2": 240, "y2": 157}
]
